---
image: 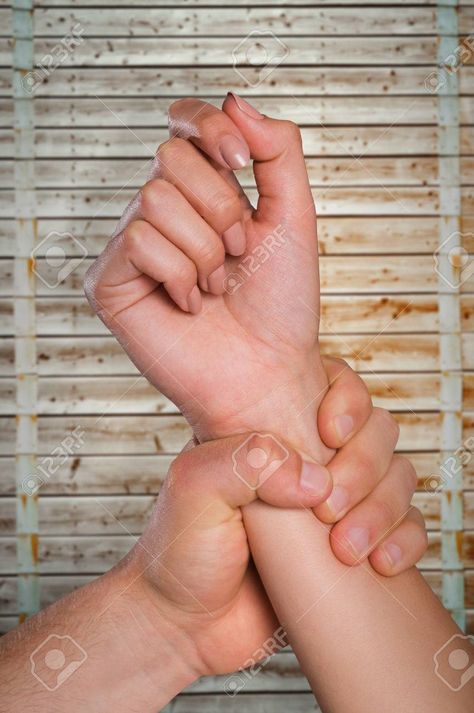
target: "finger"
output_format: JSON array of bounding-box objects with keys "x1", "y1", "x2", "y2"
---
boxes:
[
  {"x1": 85, "y1": 219, "x2": 201, "y2": 316},
  {"x1": 139, "y1": 178, "x2": 226, "y2": 295},
  {"x1": 156, "y1": 137, "x2": 246, "y2": 255},
  {"x1": 168, "y1": 98, "x2": 250, "y2": 171},
  {"x1": 222, "y1": 93, "x2": 314, "y2": 225},
  {"x1": 329, "y1": 455, "x2": 418, "y2": 566},
  {"x1": 318, "y1": 357, "x2": 373, "y2": 448},
  {"x1": 369, "y1": 507, "x2": 428, "y2": 576},
  {"x1": 315, "y1": 407, "x2": 400, "y2": 524},
  {"x1": 162, "y1": 433, "x2": 332, "y2": 533}
]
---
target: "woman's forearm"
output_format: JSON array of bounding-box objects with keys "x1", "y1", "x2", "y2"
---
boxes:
[{"x1": 244, "y1": 501, "x2": 472, "y2": 712}]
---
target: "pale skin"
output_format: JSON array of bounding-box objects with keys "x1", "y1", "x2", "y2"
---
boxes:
[{"x1": 2, "y1": 95, "x2": 471, "y2": 710}]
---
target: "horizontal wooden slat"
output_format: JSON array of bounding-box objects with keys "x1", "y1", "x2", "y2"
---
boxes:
[
  {"x1": 0, "y1": 412, "x2": 458, "y2": 455},
  {"x1": 29, "y1": 7, "x2": 474, "y2": 36},
  {"x1": 24, "y1": 67, "x2": 474, "y2": 98},
  {"x1": 32, "y1": 36, "x2": 442, "y2": 67}
]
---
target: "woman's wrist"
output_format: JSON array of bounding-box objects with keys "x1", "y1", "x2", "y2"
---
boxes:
[{"x1": 193, "y1": 352, "x2": 333, "y2": 464}]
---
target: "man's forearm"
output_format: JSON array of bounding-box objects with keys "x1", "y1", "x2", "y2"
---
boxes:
[
  {"x1": 0, "y1": 561, "x2": 199, "y2": 712},
  {"x1": 244, "y1": 501, "x2": 472, "y2": 712}
]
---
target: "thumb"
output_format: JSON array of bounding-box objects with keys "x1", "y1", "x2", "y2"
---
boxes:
[
  {"x1": 163, "y1": 433, "x2": 332, "y2": 529},
  {"x1": 222, "y1": 93, "x2": 314, "y2": 225}
]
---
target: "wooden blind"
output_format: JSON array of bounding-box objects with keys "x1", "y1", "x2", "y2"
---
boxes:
[{"x1": 2, "y1": 0, "x2": 474, "y2": 708}]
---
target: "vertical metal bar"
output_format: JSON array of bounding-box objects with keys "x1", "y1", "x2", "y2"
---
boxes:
[
  {"x1": 437, "y1": 2, "x2": 465, "y2": 630},
  {"x1": 12, "y1": 0, "x2": 39, "y2": 621}
]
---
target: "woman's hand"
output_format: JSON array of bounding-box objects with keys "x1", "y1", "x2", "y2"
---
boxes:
[
  {"x1": 125, "y1": 427, "x2": 426, "y2": 678},
  {"x1": 84, "y1": 94, "x2": 331, "y2": 460}
]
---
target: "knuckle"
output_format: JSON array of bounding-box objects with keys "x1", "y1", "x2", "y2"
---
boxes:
[
  {"x1": 174, "y1": 259, "x2": 197, "y2": 286},
  {"x1": 140, "y1": 178, "x2": 170, "y2": 214},
  {"x1": 123, "y1": 219, "x2": 147, "y2": 252},
  {"x1": 281, "y1": 119, "x2": 302, "y2": 146},
  {"x1": 196, "y1": 237, "x2": 225, "y2": 272},
  {"x1": 208, "y1": 188, "x2": 240, "y2": 217},
  {"x1": 372, "y1": 497, "x2": 396, "y2": 528},
  {"x1": 352, "y1": 452, "x2": 377, "y2": 488},
  {"x1": 157, "y1": 137, "x2": 187, "y2": 165},
  {"x1": 376, "y1": 408, "x2": 400, "y2": 442},
  {"x1": 396, "y1": 455, "x2": 418, "y2": 491}
]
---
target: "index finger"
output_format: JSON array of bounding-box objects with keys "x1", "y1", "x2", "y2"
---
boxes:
[{"x1": 168, "y1": 98, "x2": 250, "y2": 171}]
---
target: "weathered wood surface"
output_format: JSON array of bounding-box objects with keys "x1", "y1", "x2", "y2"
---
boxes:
[
  {"x1": 0, "y1": 412, "x2": 472, "y2": 455},
  {"x1": 31, "y1": 37, "x2": 441, "y2": 66},
  {"x1": 6, "y1": 96, "x2": 474, "y2": 127},
  {"x1": 19, "y1": 67, "x2": 474, "y2": 99},
  {"x1": 25, "y1": 7, "x2": 474, "y2": 36}
]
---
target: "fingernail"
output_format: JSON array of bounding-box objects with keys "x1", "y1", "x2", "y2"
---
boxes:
[
  {"x1": 346, "y1": 527, "x2": 370, "y2": 557},
  {"x1": 207, "y1": 264, "x2": 226, "y2": 295},
  {"x1": 333, "y1": 414, "x2": 354, "y2": 442},
  {"x1": 228, "y1": 93, "x2": 264, "y2": 121},
  {"x1": 219, "y1": 134, "x2": 250, "y2": 170},
  {"x1": 300, "y1": 461, "x2": 331, "y2": 497},
  {"x1": 384, "y1": 542, "x2": 402, "y2": 567},
  {"x1": 186, "y1": 285, "x2": 202, "y2": 314},
  {"x1": 324, "y1": 485, "x2": 349, "y2": 519},
  {"x1": 223, "y1": 221, "x2": 246, "y2": 256}
]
